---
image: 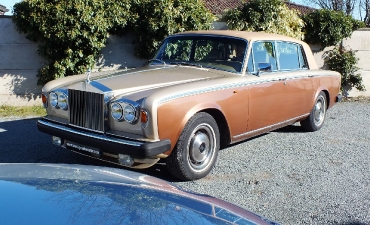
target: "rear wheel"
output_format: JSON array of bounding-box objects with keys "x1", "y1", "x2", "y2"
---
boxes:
[
  {"x1": 166, "y1": 112, "x2": 220, "y2": 181},
  {"x1": 301, "y1": 91, "x2": 327, "y2": 132}
]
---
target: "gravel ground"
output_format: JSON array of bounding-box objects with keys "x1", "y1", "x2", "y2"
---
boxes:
[
  {"x1": 174, "y1": 102, "x2": 370, "y2": 225},
  {"x1": 0, "y1": 102, "x2": 369, "y2": 225}
]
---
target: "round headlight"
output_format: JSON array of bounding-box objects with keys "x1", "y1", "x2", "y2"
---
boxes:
[
  {"x1": 49, "y1": 92, "x2": 58, "y2": 108},
  {"x1": 111, "y1": 103, "x2": 123, "y2": 121},
  {"x1": 123, "y1": 104, "x2": 137, "y2": 123},
  {"x1": 57, "y1": 93, "x2": 68, "y2": 110}
]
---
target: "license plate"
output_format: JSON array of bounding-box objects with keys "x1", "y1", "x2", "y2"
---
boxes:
[{"x1": 65, "y1": 141, "x2": 101, "y2": 157}]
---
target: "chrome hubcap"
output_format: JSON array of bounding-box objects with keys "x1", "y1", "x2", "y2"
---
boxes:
[
  {"x1": 188, "y1": 123, "x2": 216, "y2": 172},
  {"x1": 314, "y1": 95, "x2": 326, "y2": 126}
]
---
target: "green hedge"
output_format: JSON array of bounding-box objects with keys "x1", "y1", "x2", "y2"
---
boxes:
[
  {"x1": 302, "y1": 9, "x2": 365, "y2": 49},
  {"x1": 223, "y1": 0, "x2": 304, "y2": 40},
  {"x1": 13, "y1": 0, "x2": 214, "y2": 84}
]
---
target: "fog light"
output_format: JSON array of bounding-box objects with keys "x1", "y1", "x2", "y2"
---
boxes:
[
  {"x1": 52, "y1": 136, "x2": 62, "y2": 146},
  {"x1": 118, "y1": 154, "x2": 134, "y2": 167}
]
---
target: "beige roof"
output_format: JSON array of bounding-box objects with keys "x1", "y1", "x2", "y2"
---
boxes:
[{"x1": 174, "y1": 30, "x2": 306, "y2": 45}]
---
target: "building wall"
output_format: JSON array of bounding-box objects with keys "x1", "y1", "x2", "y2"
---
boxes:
[
  {"x1": 0, "y1": 18, "x2": 369, "y2": 106},
  {"x1": 0, "y1": 17, "x2": 45, "y2": 106}
]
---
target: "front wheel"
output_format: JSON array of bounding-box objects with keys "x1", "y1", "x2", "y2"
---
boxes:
[
  {"x1": 301, "y1": 91, "x2": 327, "y2": 132},
  {"x1": 166, "y1": 112, "x2": 220, "y2": 181}
]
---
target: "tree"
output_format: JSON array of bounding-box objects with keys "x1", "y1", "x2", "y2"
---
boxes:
[
  {"x1": 303, "y1": 0, "x2": 370, "y2": 26},
  {"x1": 360, "y1": 0, "x2": 370, "y2": 26},
  {"x1": 129, "y1": 0, "x2": 214, "y2": 59},
  {"x1": 304, "y1": 0, "x2": 357, "y2": 15},
  {"x1": 12, "y1": 0, "x2": 214, "y2": 84},
  {"x1": 13, "y1": 0, "x2": 131, "y2": 84},
  {"x1": 302, "y1": 9, "x2": 364, "y2": 49},
  {"x1": 223, "y1": 0, "x2": 304, "y2": 40}
]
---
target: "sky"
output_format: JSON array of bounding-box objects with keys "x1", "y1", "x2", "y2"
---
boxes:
[{"x1": 1, "y1": 0, "x2": 19, "y2": 14}]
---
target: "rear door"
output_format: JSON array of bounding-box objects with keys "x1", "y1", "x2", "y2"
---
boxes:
[{"x1": 246, "y1": 41, "x2": 313, "y2": 134}]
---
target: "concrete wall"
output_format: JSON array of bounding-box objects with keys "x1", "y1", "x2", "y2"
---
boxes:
[
  {"x1": 0, "y1": 16, "x2": 45, "y2": 106},
  {"x1": 1, "y1": 18, "x2": 370, "y2": 106},
  {"x1": 311, "y1": 28, "x2": 370, "y2": 97}
]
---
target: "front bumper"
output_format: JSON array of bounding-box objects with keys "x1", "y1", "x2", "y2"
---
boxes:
[{"x1": 37, "y1": 119, "x2": 171, "y2": 159}]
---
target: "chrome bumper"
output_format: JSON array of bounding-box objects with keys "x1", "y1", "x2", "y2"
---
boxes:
[{"x1": 37, "y1": 119, "x2": 171, "y2": 158}]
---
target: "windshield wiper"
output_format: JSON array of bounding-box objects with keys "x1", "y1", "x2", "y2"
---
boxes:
[
  {"x1": 147, "y1": 59, "x2": 166, "y2": 65},
  {"x1": 169, "y1": 62, "x2": 203, "y2": 68}
]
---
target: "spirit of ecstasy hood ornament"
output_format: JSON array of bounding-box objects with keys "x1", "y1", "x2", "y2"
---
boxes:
[{"x1": 86, "y1": 69, "x2": 91, "y2": 83}]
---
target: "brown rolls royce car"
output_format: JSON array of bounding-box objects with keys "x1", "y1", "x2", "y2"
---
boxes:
[{"x1": 37, "y1": 30, "x2": 342, "y2": 181}]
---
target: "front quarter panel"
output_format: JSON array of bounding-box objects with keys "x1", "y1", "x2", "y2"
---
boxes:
[{"x1": 155, "y1": 85, "x2": 249, "y2": 154}]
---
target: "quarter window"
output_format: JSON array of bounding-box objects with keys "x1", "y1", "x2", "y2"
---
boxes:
[{"x1": 276, "y1": 42, "x2": 308, "y2": 70}]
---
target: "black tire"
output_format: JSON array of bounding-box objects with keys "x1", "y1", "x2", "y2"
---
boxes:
[
  {"x1": 166, "y1": 112, "x2": 220, "y2": 181},
  {"x1": 301, "y1": 91, "x2": 327, "y2": 132}
]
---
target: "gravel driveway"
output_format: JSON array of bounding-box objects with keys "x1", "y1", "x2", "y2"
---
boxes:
[
  {"x1": 175, "y1": 102, "x2": 370, "y2": 225},
  {"x1": 0, "y1": 102, "x2": 369, "y2": 224}
]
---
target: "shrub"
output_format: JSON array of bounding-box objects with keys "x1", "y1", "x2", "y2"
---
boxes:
[
  {"x1": 129, "y1": 0, "x2": 215, "y2": 59},
  {"x1": 223, "y1": 0, "x2": 304, "y2": 40},
  {"x1": 12, "y1": 0, "x2": 214, "y2": 84},
  {"x1": 13, "y1": 0, "x2": 131, "y2": 85},
  {"x1": 302, "y1": 9, "x2": 365, "y2": 49},
  {"x1": 324, "y1": 47, "x2": 365, "y2": 93}
]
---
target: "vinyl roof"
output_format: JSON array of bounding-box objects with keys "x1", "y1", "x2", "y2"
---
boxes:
[{"x1": 173, "y1": 30, "x2": 305, "y2": 44}]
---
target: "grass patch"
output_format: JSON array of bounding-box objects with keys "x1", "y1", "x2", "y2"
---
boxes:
[{"x1": 0, "y1": 105, "x2": 46, "y2": 118}]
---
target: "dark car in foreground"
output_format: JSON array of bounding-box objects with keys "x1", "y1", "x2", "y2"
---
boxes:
[{"x1": 0, "y1": 163, "x2": 279, "y2": 225}]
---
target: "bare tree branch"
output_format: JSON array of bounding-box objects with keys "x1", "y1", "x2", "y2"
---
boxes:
[{"x1": 303, "y1": 0, "x2": 357, "y2": 15}]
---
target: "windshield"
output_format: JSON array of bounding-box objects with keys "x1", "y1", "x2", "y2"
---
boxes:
[{"x1": 151, "y1": 35, "x2": 248, "y2": 73}]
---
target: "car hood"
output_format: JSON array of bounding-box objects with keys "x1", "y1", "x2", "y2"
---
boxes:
[
  {"x1": 43, "y1": 65, "x2": 226, "y2": 98},
  {"x1": 0, "y1": 164, "x2": 279, "y2": 225}
]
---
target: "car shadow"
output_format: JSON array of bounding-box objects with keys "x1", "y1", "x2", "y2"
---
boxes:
[
  {"x1": 271, "y1": 124, "x2": 307, "y2": 133},
  {"x1": 0, "y1": 118, "x2": 308, "y2": 183},
  {"x1": 0, "y1": 117, "x2": 179, "y2": 182}
]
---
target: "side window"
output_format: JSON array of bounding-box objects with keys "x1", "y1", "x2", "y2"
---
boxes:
[
  {"x1": 251, "y1": 42, "x2": 277, "y2": 73},
  {"x1": 298, "y1": 46, "x2": 308, "y2": 69},
  {"x1": 276, "y1": 42, "x2": 308, "y2": 70}
]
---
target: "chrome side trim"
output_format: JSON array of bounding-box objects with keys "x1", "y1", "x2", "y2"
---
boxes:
[
  {"x1": 159, "y1": 81, "x2": 249, "y2": 105},
  {"x1": 233, "y1": 114, "x2": 309, "y2": 139},
  {"x1": 38, "y1": 120, "x2": 142, "y2": 147},
  {"x1": 158, "y1": 73, "x2": 336, "y2": 105}
]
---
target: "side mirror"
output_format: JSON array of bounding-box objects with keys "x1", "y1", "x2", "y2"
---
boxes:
[{"x1": 257, "y1": 63, "x2": 272, "y2": 76}]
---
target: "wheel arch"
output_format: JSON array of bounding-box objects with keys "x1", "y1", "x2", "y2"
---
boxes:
[
  {"x1": 199, "y1": 108, "x2": 231, "y2": 149},
  {"x1": 313, "y1": 88, "x2": 330, "y2": 109},
  {"x1": 157, "y1": 101, "x2": 232, "y2": 155},
  {"x1": 322, "y1": 89, "x2": 330, "y2": 109}
]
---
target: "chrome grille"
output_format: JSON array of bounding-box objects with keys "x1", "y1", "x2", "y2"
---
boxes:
[{"x1": 68, "y1": 89, "x2": 105, "y2": 132}]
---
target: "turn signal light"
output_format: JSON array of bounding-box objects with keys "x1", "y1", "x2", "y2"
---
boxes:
[
  {"x1": 41, "y1": 93, "x2": 48, "y2": 108},
  {"x1": 141, "y1": 110, "x2": 148, "y2": 123}
]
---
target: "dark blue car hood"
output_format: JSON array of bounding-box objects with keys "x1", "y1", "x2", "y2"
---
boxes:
[{"x1": 0, "y1": 164, "x2": 279, "y2": 225}]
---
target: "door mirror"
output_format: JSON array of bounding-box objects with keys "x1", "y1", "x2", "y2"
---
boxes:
[{"x1": 257, "y1": 62, "x2": 272, "y2": 76}]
